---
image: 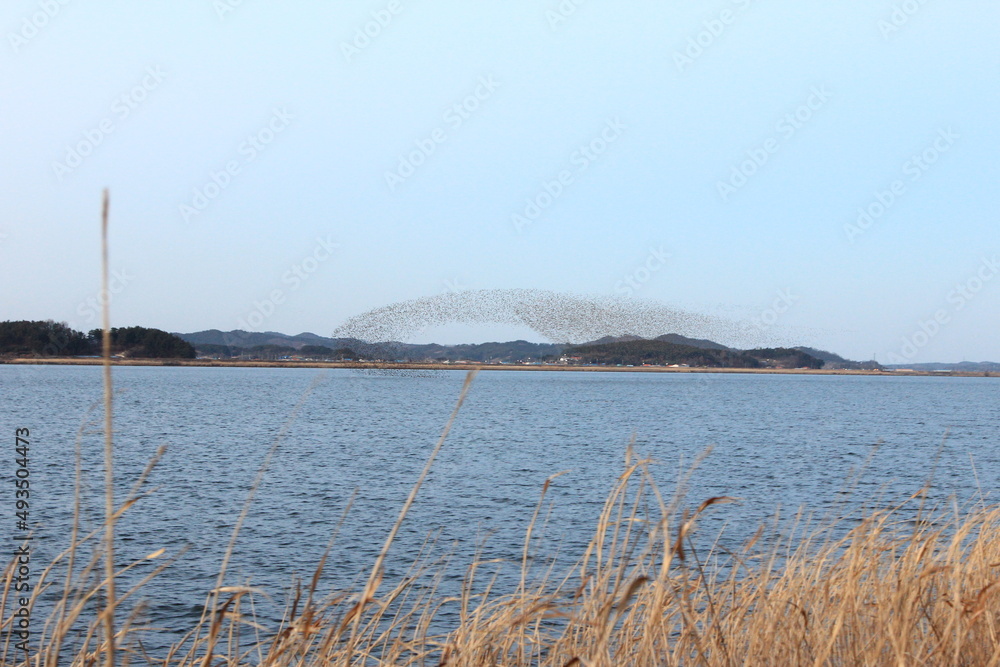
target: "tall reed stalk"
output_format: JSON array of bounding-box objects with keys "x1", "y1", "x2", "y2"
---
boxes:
[{"x1": 100, "y1": 189, "x2": 116, "y2": 667}]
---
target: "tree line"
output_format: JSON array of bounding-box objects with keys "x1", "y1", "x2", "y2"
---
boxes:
[{"x1": 0, "y1": 321, "x2": 195, "y2": 359}]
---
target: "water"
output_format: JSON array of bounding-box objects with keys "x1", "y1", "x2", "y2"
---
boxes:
[{"x1": 2, "y1": 365, "x2": 998, "y2": 654}]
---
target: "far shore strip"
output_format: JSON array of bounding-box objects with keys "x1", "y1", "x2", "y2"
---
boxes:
[{"x1": 2, "y1": 358, "x2": 993, "y2": 377}]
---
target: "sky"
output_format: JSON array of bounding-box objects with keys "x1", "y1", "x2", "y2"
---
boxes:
[{"x1": 1, "y1": 1, "x2": 998, "y2": 363}]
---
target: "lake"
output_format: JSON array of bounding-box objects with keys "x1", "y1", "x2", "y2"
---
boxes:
[{"x1": 2, "y1": 365, "x2": 998, "y2": 653}]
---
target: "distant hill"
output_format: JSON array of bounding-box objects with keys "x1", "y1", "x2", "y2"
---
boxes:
[
  {"x1": 565, "y1": 340, "x2": 824, "y2": 369},
  {"x1": 396, "y1": 340, "x2": 564, "y2": 363},
  {"x1": 794, "y1": 346, "x2": 848, "y2": 363},
  {"x1": 175, "y1": 330, "x2": 562, "y2": 362},
  {"x1": 176, "y1": 330, "x2": 878, "y2": 369},
  {"x1": 179, "y1": 330, "x2": 735, "y2": 363},
  {"x1": 655, "y1": 333, "x2": 733, "y2": 351},
  {"x1": 175, "y1": 329, "x2": 363, "y2": 349},
  {"x1": 582, "y1": 335, "x2": 646, "y2": 345},
  {"x1": 578, "y1": 333, "x2": 730, "y2": 350},
  {"x1": 794, "y1": 347, "x2": 881, "y2": 370},
  {"x1": 747, "y1": 348, "x2": 824, "y2": 369}
]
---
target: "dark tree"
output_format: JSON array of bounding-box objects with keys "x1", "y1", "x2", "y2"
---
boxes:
[
  {"x1": 106, "y1": 326, "x2": 196, "y2": 359},
  {"x1": 0, "y1": 320, "x2": 92, "y2": 356}
]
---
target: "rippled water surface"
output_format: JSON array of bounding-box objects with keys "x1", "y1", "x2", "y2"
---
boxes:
[{"x1": 2, "y1": 365, "x2": 999, "y2": 652}]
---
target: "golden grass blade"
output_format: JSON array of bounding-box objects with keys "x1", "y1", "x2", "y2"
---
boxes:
[{"x1": 100, "y1": 187, "x2": 117, "y2": 667}]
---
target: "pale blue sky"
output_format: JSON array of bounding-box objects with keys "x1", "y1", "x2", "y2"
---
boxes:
[{"x1": 1, "y1": 1, "x2": 997, "y2": 362}]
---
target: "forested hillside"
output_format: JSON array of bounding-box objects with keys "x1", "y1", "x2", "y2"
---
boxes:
[{"x1": 0, "y1": 321, "x2": 194, "y2": 359}]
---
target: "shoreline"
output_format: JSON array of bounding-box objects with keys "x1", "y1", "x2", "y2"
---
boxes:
[{"x1": 1, "y1": 357, "x2": 993, "y2": 377}]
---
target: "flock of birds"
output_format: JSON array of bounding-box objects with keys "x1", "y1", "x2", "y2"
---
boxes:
[{"x1": 333, "y1": 288, "x2": 785, "y2": 349}]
